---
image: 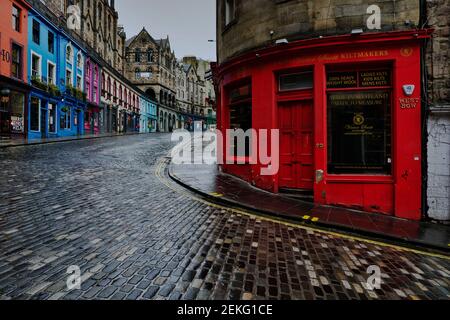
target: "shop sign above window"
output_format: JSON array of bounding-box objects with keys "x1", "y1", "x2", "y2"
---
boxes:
[{"x1": 327, "y1": 70, "x2": 391, "y2": 89}]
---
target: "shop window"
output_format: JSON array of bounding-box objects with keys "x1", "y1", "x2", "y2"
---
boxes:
[
  {"x1": 60, "y1": 107, "x2": 71, "y2": 129},
  {"x1": 10, "y1": 91, "x2": 24, "y2": 134},
  {"x1": 279, "y1": 71, "x2": 313, "y2": 91},
  {"x1": 30, "y1": 97, "x2": 40, "y2": 131},
  {"x1": 327, "y1": 68, "x2": 392, "y2": 174},
  {"x1": 227, "y1": 81, "x2": 252, "y2": 158},
  {"x1": 32, "y1": 20, "x2": 40, "y2": 44},
  {"x1": 12, "y1": 5, "x2": 21, "y2": 32},
  {"x1": 11, "y1": 44, "x2": 22, "y2": 79},
  {"x1": 48, "y1": 103, "x2": 56, "y2": 133}
]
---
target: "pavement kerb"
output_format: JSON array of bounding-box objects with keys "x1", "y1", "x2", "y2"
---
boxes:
[{"x1": 167, "y1": 162, "x2": 450, "y2": 256}]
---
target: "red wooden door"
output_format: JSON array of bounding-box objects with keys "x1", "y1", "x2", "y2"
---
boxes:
[{"x1": 278, "y1": 100, "x2": 314, "y2": 190}]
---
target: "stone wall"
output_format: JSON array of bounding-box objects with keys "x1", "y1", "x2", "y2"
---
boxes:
[
  {"x1": 427, "y1": 113, "x2": 450, "y2": 221},
  {"x1": 425, "y1": 1, "x2": 450, "y2": 221},
  {"x1": 217, "y1": 0, "x2": 420, "y2": 63}
]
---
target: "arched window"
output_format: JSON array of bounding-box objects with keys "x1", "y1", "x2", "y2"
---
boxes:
[
  {"x1": 102, "y1": 73, "x2": 105, "y2": 95},
  {"x1": 66, "y1": 44, "x2": 73, "y2": 63},
  {"x1": 94, "y1": 66, "x2": 98, "y2": 81},
  {"x1": 147, "y1": 49, "x2": 153, "y2": 62},
  {"x1": 113, "y1": 81, "x2": 117, "y2": 98},
  {"x1": 119, "y1": 85, "x2": 123, "y2": 101},
  {"x1": 107, "y1": 77, "x2": 111, "y2": 94},
  {"x1": 76, "y1": 52, "x2": 83, "y2": 69},
  {"x1": 86, "y1": 61, "x2": 91, "y2": 77}
]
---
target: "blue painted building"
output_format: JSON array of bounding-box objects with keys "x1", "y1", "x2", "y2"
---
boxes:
[
  {"x1": 57, "y1": 32, "x2": 87, "y2": 137},
  {"x1": 27, "y1": 8, "x2": 61, "y2": 140},
  {"x1": 27, "y1": 7, "x2": 87, "y2": 139},
  {"x1": 139, "y1": 95, "x2": 157, "y2": 133}
]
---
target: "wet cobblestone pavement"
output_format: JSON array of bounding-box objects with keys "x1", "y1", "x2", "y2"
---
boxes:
[{"x1": 0, "y1": 134, "x2": 449, "y2": 300}]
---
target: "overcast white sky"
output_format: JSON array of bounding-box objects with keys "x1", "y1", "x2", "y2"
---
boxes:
[{"x1": 116, "y1": 0, "x2": 216, "y2": 61}]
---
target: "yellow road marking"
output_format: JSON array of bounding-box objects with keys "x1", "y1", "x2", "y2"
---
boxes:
[
  {"x1": 303, "y1": 215, "x2": 311, "y2": 220},
  {"x1": 210, "y1": 193, "x2": 224, "y2": 197},
  {"x1": 155, "y1": 158, "x2": 450, "y2": 261},
  {"x1": 312, "y1": 217, "x2": 319, "y2": 222}
]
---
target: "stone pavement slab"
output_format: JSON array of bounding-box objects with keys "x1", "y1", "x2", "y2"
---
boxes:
[{"x1": 169, "y1": 162, "x2": 450, "y2": 252}]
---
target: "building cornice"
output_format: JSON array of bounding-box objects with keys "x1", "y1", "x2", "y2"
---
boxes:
[{"x1": 214, "y1": 29, "x2": 433, "y2": 79}]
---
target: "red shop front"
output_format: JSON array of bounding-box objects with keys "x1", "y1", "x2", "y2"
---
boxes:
[{"x1": 215, "y1": 30, "x2": 432, "y2": 221}]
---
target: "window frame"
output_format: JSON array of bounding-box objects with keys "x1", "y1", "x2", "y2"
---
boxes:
[
  {"x1": 48, "y1": 31, "x2": 55, "y2": 54},
  {"x1": 48, "y1": 102, "x2": 57, "y2": 134},
  {"x1": 30, "y1": 51, "x2": 42, "y2": 80},
  {"x1": 278, "y1": 70, "x2": 314, "y2": 92},
  {"x1": 326, "y1": 65, "x2": 393, "y2": 176},
  {"x1": 11, "y1": 42, "x2": 23, "y2": 80},
  {"x1": 47, "y1": 61, "x2": 56, "y2": 85},
  {"x1": 32, "y1": 19, "x2": 40, "y2": 44},
  {"x1": 66, "y1": 68, "x2": 73, "y2": 86},
  {"x1": 29, "y1": 96, "x2": 41, "y2": 132},
  {"x1": 66, "y1": 44, "x2": 74, "y2": 64},
  {"x1": 225, "y1": 79, "x2": 253, "y2": 162},
  {"x1": 12, "y1": 5, "x2": 21, "y2": 32}
]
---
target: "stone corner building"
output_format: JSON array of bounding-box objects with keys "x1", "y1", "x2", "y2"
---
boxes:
[
  {"x1": 124, "y1": 28, "x2": 216, "y2": 132},
  {"x1": 214, "y1": 0, "x2": 449, "y2": 222}
]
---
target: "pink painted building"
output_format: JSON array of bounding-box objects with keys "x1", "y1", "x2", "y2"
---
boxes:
[{"x1": 84, "y1": 57, "x2": 101, "y2": 134}]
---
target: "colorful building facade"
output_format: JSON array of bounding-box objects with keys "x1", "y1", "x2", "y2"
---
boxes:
[
  {"x1": 84, "y1": 57, "x2": 101, "y2": 134},
  {"x1": 27, "y1": 7, "x2": 61, "y2": 140},
  {"x1": 57, "y1": 33, "x2": 87, "y2": 137},
  {"x1": 0, "y1": 0, "x2": 31, "y2": 139},
  {"x1": 101, "y1": 68, "x2": 140, "y2": 134},
  {"x1": 214, "y1": 0, "x2": 432, "y2": 222},
  {"x1": 139, "y1": 96, "x2": 157, "y2": 133}
]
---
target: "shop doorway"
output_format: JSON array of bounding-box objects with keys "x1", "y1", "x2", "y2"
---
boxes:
[
  {"x1": 40, "y1": 107, "x2": 48, "y2": 139},
  {"x1": 76, "y1": 110, "x2": 83, "y2": 135},
  {"x1": 0, "y1": 111, "x2": 10, "y2": 137},
  {"x1": 278, "y1": 100, "x2": 314, "y2": 190}
]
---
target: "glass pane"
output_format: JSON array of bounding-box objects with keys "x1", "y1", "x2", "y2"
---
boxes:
[
  {"x1": 30, "y1": 97, "x2": 40, "y2": 131},
  {"x1": 49, "y1": 103, "x2": 56, "y2": 133},
  {"x1": 279, "y1": 72, "x2": 313, "y2": 91},
  {"x1": 327, "y1": 90, "x2": 392, "y2": 174},
  {"x1": 10, "y1": 91, "x2": 24, "y2": 133},
  {"x1": 229, "y1": 84, "x2": 251, "y2": 102}
]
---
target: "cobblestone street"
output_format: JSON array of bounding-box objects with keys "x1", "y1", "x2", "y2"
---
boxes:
[{"x1": 0, "y1": 134, "x2": 449, "y2": 300}]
